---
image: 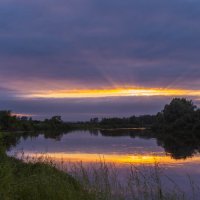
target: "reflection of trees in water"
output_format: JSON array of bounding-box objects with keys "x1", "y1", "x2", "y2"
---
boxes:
[
  {"x1": 99, "y1": 129, "x2": 200, "y2": 160},
  {"x1": 4, "y1": 132, "x2": 40, "y2": 151},
  {"x1": 4, "y1": 131, "x2": 66, "y2": 150},
  {"x1": 88, "y1": 129, "x2": 99, "y2": 136},
  {"x1": 43, "y1": 131, "x2": 64, "y2": 141},
  {"x1": 156, "y1": 132, "x2": 200, "y2": 159},
  {"x1": 99, "y1": 129, "x2": 154, "y2": 139},
  {"x1": 5, "y1": 129, "x2": 200, "y2": 160}
]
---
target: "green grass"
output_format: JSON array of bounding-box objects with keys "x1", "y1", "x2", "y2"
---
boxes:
[
  {"x1": 0, "y1": 153, "x2": 190, "y2": 200},
  {"x1": 0, "y1": 154, "x2": 95, "y2": 200},
  {"x1": 0, "y1": 132, "x2": 94, "y2": 200}
]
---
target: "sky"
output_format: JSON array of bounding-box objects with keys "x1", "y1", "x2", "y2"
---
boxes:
[{"x1": 0, "y1": 0, "x2": 200, "y2": 120}]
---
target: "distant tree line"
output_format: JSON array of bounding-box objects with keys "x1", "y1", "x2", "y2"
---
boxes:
[
  {"x1": 0, "y1": 98, "x2": 200, "y2": 133},
  {"x1": 0, "y1": 111, "x2": 70, "y2": 132},
  {"x1": 88, "y1": 98, "x2": 200, "y2": 132},
  {"x1": 94, "y1": 115, "x2": 156, "y2": 128}
]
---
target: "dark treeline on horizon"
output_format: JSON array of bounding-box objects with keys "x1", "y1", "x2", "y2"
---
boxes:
[
  {"x1": 0, "y1": 98, "x2": 200, "y2": 133},
  {"x1": 0, "y1": 112, "x2": 71, "y2": 132}
]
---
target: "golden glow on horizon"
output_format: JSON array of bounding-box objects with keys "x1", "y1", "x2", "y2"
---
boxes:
[
  {"x1": 21, "y1": 152, "x2": 200, "y2": 165},
  {"x1": 11, "y1": 113, "x2": 33, "y2": 117},
  {"x1": 22, "y1": 88, "x2": 200, "y2": 99}
]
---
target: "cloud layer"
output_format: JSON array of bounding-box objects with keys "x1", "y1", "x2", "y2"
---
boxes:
[{"x1": 0, "y1": 0, "x2": 200, "y2": 119}]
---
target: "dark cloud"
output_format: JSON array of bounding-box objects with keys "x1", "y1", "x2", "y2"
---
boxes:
[{"x1": 0, "y1": 0, "x2": 200, "y2": 119}]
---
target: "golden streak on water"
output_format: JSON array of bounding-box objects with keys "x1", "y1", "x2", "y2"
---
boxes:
[
  {"x1": 23, "y1": 88, "x2": 200, "y2": 98},
  {"x1": 21, "y1": 152, "x2": 200, "y2": 165}
]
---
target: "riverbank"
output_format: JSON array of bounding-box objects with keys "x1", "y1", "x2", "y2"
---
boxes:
[
  {"x1": 0, "y1": 156, "x2": 95, "y2": 200},
  {"x1": 0, "y1": 132, "x2": 95, "y2": 200}
]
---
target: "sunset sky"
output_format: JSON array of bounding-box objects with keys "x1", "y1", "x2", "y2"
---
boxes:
[{"x1": 0, "y1": 0, "x2": 200, "y2": 120}]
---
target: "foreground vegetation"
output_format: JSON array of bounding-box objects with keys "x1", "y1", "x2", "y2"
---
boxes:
[
  {"x1": 0, "y1": 157, "x2": 94, "y2": 200},
  {"x1": 0, "y1": 132, "x2": 95, "y2": 200},
  {"x1": 68, "y1": 162, "x2": 200, "y2": 200}
]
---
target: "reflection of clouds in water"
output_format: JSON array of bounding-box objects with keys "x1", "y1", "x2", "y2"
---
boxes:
[
  {"x1": 7, "y1": 130, "x2": 200, "y2": 169},
  {"x1": 8, "y1": 132, "x2": 163, "y2": 156},
  {"x1": 6, "y1": 130, "x2": 200, "y2": 161}
]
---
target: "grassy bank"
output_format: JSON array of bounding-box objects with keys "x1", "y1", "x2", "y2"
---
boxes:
[
  {"x1": 0, "y1": 152, "x2": 186, "y2": 200},
  {"x1": 0, "y1": 157, "x2": 95, "y2": 200},
  {"x1": 0, "y1": 132, "x2": 94, "y2": 200}
]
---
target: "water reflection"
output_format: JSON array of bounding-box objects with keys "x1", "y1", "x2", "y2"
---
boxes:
[
  {"x1": 101, "y1": 129, "x2": 200, "y2": 159},
  {"x1": 6, "y1": 129, "x2": 200, "y2": 197},
  {"x1": 6, "y1": 129, "x2": 200, "y2": 163}
]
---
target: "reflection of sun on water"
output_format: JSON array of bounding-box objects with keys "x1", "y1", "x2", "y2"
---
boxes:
[{"x1": 19, "y1": 152, "x2": 200, "y2": 166}]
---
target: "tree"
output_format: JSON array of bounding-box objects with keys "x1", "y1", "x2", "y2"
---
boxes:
[
  {"x1": 51, "y1": 116, "x2": 62, "y2": 124},
  {"x1": 154, "y1": 98, "x2": 199, "y2": 132},
  {"x1": 90, "y1": 118, "x2": 99, "y2": 124},
  {"x1": 0, "y1": 111, "x2": 14, "y2": 130},
  {"x1": 162, "y1": 98, "x2": 196, "y2": 123}
]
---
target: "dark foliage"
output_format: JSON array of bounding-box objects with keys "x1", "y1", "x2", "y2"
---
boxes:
[
  {"x1": 0, "y1": 111, "x2": 71, "y2": 132},
  {"x1": 99, "y1": 115, "x2": 156, "y2": 128},
  {"x1": 153, "y1": 98, "x2": 200, "y2": 132}
]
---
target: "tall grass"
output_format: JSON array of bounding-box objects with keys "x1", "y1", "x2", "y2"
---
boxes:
[
  {"x1": 16, "y1": 153, "x2": 200, "y2": 200},
  {"x1": 0, "y1": 150, "x2": 94, "y2": 200},
  {"x1": 66, "y1": 161, "x2": 190, "y2": 200},
  {"x1": 2, "y1": 144, "x2": 200, "y2": 200}
]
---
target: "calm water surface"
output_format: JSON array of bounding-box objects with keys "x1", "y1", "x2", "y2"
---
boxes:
[{"x1": 7, "y1": 129, "x2": 200, "y2": 194}]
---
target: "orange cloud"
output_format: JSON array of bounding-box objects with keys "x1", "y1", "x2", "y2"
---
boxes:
[{"x1": 22, "y1": 87, "x2": 200, "y2": 99}]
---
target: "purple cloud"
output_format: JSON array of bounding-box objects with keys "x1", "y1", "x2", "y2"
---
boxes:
[{"x1": 0, "y1": 0, "x2": 200, "y2": 119}]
